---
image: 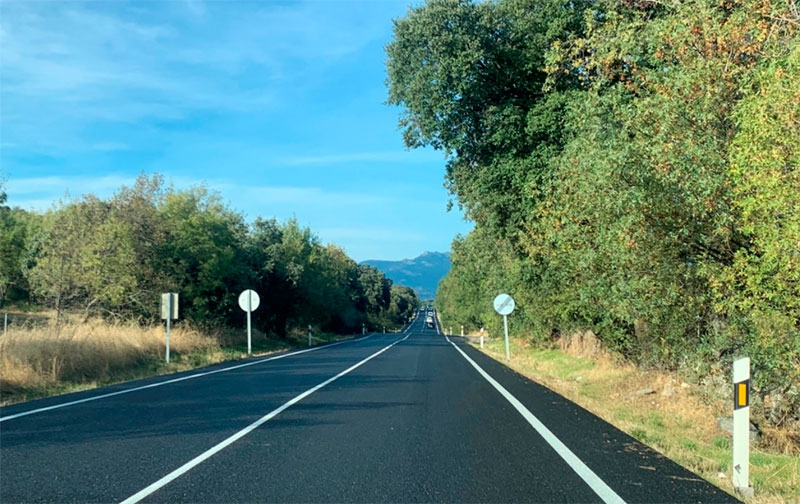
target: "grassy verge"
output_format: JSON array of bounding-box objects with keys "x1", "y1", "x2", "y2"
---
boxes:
[
  {"x1": 0, "y1": 312, "x2": 355, "y2": 406},
  {"x1": 473, "y1": 334, "x2": 799, "y2": 503}
]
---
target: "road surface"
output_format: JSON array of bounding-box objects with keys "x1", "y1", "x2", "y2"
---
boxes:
[{"x1": 0, "y1": 313, "x2": 739, "y2": 503}]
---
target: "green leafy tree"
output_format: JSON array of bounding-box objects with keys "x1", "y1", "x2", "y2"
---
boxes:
[
  {"x1": 386, "y1": 0, "x2": 588, "y2": 246},
  {"x1": 0, "y1": 190, "x2": 32, "y2": 306},
  {"x1": 721, "y1": 40, "x2": 800, "y2": 424},
  {"x1": 389, "y1": 285, "x2": 421, "y2": 326},
  {"x1": 159, "y1": 187, "x2": 248, "y2": 325},
  {"x1": 357, "y1": 264, "x2": 392, "y2": 329},
  {"x1": 107, "y1": 173, "x2": 170, "y2": 319},
  {"x1": 27, "y1": 196, "x2": 137, "y2": 324}
]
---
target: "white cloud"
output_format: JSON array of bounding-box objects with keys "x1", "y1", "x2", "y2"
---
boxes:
[
  {"x1": 7, "y1": 175, "x2": 135, "y2": 196},
  {"x1": 0, "y1": 0, "x2": 394, "y2": 152},
  {"x1": 4, "y1": 174, "x2": 391, "y2": 216}
]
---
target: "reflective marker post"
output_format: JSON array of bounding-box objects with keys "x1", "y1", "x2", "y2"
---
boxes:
[{"x1": 733, "y1": 357, "x2": 753, "y2": 497}]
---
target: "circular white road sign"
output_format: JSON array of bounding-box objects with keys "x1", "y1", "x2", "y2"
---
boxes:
[
  {"x1": 493, "y1": 293, "x2": 515, "y2": 316},
  {"x1": 238, "y1": 289, "x2": 260, "y2": 312}
]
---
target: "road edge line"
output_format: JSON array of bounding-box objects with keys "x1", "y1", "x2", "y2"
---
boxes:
[
  {"x1": 446, "y1": 336, "x2": 627, "y2": 504},
  {"x1": 0, "y1": 334, "x2": 374, "y2": 423}
]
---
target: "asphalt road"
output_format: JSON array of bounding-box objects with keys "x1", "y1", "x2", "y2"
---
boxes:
[{"x1": 0, "y1": 313, "x2": 740, "y2": 503}]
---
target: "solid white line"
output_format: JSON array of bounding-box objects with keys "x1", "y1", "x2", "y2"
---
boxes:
[
  {"x1": 446, "y1": 337, "x2": 627, "y2": 504},
  {"x1": 120, "y1": 332, "x2": 410, "y2": 504},
  {"x1": 0, "y1": 335, "x2": 373, "y2": 423}
]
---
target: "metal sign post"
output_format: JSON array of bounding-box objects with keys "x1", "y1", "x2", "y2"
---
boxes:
[
  {"x1": 238, "y1": 290, "x2": 260, "y2": 355},
  {"x1": 493, "y1": 293, "x2": 515, "y2": 360},
  {"x1": 160, "y1": 293, "x2": 179, "y2": 363},
  {"x1": 733, "y1": 357, "x2": 753, "y2": 497}
]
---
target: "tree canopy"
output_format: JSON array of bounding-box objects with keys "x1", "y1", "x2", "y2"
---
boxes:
[
  {"x1": 387, "y1": 0, "x2": 799, "y2": 427},
  {"x1": 0, "y1": 174, "x2": 419, "y2": 336}
]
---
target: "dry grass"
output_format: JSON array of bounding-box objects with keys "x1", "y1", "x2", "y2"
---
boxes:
[
  {"x1": 475, "y1": 332, "x2": 800, "y2": 504},
  {"x1": 0, "y1": 313, "x2": 223, "y2": 404}
]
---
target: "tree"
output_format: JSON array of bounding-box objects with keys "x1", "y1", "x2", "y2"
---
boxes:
[
  {"x1": 389, "y1": 285, "x2": 421, "y2": 326},
  {"x1": 386, "y1": 0, "x2": 588, "y2": 247},
  {"x1": 158, "y1": 187, "x2": 248, "y2": 325},
  {"x1": 27, "y1": 196, "x2": 137, "y2": 324},
  {"x1": 357, "y1": 264, "x2": 392, "y2": 328},
  {"x1": 0, "y1": 190, "x2": 31, "y2": 306},
  {"x1": 108, "y1": 173, "x2": 170, "y2": 319}
]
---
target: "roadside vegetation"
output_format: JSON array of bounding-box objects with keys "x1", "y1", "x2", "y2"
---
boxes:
[
  {"x1": 475, "y1": 333, "x2": 799, "y2": 503},
  {"x1": 0, "y1": 310, "x2": 364, "y2": 405},
  {"x1": 386, "y1": 0, "x2": 799, "y2": 456},
  {"x1": 0, "y1": 174, "x2": 420, "y2": 404}
]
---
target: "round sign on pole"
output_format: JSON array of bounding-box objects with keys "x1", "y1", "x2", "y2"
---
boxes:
[
  {"x1": 238, "y1": 289, "x2": 260, "y2": 312},
  {"x1": 493, "y1": 293, "x2": 515, "y2": 316}
]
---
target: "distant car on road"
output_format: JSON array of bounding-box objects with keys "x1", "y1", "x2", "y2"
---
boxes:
[{"x1": 425, "y1": 315, "x2": 434, "y2": 328}]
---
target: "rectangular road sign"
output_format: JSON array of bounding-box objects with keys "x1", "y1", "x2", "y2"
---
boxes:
[{"x1": 160, "y1": 293, "x2": 179, "y2": 320}]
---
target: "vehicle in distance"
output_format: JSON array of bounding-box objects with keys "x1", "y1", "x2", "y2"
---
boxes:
[{"x1": 425, "y1": 315, "x2": 434, "y2": 328}]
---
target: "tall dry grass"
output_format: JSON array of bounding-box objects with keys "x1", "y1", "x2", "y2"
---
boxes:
[{"x1": 0, "y1": 315, "x2": 219, "y2": 403}]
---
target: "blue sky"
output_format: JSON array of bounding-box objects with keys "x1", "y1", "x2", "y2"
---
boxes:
[{"x1": 0, "y1": 0, "x2": 473, "y2": 262}]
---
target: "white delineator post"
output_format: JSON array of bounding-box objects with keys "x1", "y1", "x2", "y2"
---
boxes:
[{"x1": 733, "y1": 357, "x2": 753, "y2": 497}]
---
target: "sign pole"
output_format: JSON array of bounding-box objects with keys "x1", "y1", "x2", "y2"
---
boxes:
[
  {"x1": 503, "y1": 314, "x2": 510, "y2": 360},
  {"x1": 733, "y1": 357, "x2": 753, "y2": 497},
  {"x1": 247, "y1": 293, "x2": 252, "y2": 355}
]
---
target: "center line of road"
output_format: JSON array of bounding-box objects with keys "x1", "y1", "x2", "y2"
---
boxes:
[
  {"x1": 446, "y1": 336, "x2": 627, "y2": 504},
  {"x1": 120, "y1": 332, "x2": 411, "y2": 504}
]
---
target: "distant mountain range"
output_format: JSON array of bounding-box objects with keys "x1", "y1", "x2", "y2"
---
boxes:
[{"x1": 361, "y1": 251, "x2": 451, "y2": 301}]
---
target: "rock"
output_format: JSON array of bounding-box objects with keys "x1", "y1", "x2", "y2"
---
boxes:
[
  {"x1": 636, "y1": 388, "x2": 656, "y2": 396},
  {"x1": 716, "y1": 417, "x2": 762, "y2": 442},
  {"x1": 662, "y1": 383, "x2": 676, "y2": 396}
]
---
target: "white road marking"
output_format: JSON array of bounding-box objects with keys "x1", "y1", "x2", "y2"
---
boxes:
[
  {"x1": 446, "y1": 336, "x2": 627, "y2": 504},
  {"x1": 120, "y1": 332, "x2": 411, "y2": 504},
  {"x1": 0, "y1": 335, "x2": 375, "y2": 423}
]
